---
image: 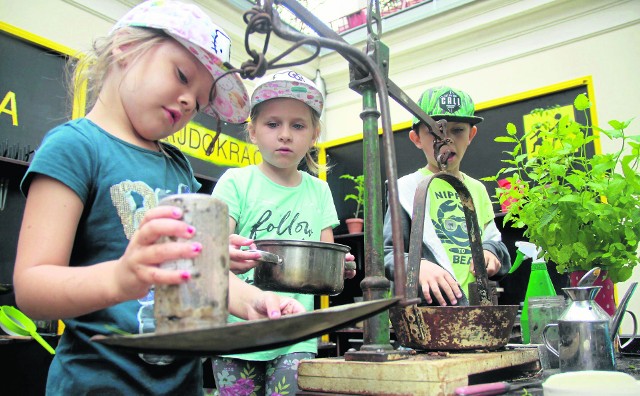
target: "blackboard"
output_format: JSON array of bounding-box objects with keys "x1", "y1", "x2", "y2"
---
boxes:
[
  {"x1": 325, "y1": 81, "x2": 594, "y2": 233},
  {"x1": 0, "y1": 27, "x2": 70, "y2": 160},
  {"x1": 0, "y1": 25, "x2": 73, "y2": 304}
]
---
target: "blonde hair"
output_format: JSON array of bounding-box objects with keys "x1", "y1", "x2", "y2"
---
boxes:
[
  {"x1": 247, "y1": 101, "x2": 328, "y2": 175},
  {"x1": 67, "y1": 27, "x2": 170, "y2": 114}
]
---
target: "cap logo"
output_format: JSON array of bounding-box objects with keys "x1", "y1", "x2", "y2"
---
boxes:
[
  {"x1": 439, "y1": 90, "x2": 462, "y2": 114},
  {"x1": 210, "y1": 29, "x2": 230, "y2": 60},
  {"x1": 287, "y1": 70, "x2": 305, "y2": 82}
]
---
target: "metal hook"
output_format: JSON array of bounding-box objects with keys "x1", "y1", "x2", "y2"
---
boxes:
[{"x1": 366, "y1": 0, "x2": 383, "y2": 40}]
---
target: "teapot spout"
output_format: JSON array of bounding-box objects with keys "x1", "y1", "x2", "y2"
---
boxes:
[{"x1": 610, "y1": 282, "x2": 638, "y2": 341}]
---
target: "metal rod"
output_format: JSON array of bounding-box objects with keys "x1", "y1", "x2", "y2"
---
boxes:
[{"x1": 358, "y1": 85, "x2": 393, "y2": 351}]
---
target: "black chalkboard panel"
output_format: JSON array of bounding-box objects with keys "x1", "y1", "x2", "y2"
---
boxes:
[
  {"x1": 0, "y1": 27, "x2": 71, "y2": 304},
  {"x1": 0, "y1": 29, "x2": 69, "y2": 160},
  {"x1": 326, "y1": 83, "x2": 592, "y2": 233}
]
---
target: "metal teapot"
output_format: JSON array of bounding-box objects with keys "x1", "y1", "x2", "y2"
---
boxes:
[{"x1": 543, "y1": 283, "x2": 637, "y2": 372}]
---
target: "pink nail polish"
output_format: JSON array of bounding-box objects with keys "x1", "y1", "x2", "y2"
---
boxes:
[
  {"x1": 186, "y1": 226, "x2": 195, "y2": 234},
  {"x1": 180, "y1": 271, "x2": 191, "y2": 280},
  {"x1": 192, "y1": 242, "x2": 202, "y2": 252},
  {"x1": 172, "y1": 208, "x2": 181, "y2": 217}
]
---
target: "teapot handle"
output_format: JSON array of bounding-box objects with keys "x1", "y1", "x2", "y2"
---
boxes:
[
  {"x1": 618, "y1": 310, "x2": 638, "y2": 350},
  {"x1": 543, "y1": 323, "x2": 559, "y2": 357}
]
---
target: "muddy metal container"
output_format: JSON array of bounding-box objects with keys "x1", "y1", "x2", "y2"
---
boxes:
[
  {"x1": 389, "y1": 172, "x2": 519, "y2": 351},
  {"x1": 154, "y1": 194, "x2": 230, "y2": 334}
]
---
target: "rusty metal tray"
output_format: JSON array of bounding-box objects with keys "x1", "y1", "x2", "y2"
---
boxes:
[
  {"x1": 390, "y1": 304, "x2": 519, "y2": 351},
  {"x1": 92, "y1": 298, "x2": 399, "y2": 356}
]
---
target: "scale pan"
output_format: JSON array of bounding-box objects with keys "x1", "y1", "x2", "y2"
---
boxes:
[{"x1": 92, "y1": 298, "x2": 399, "y2": 356}]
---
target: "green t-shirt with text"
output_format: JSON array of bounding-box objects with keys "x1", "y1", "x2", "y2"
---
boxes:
[{"x1": 421, "y1": 168, "x2": 495, "y2": 296}]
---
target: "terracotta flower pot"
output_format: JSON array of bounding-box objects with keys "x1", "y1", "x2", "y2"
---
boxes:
[
  {"x1": 345, "y1": 218, "x2": 364, "y2": 234},
  {"x1": 570, "y1": 269, "x2": 616, "y2": 316}
]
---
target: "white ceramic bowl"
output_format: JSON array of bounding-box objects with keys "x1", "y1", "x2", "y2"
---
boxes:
[{"x1": 543, "y1": 371, "x2": 640, "y2": 396}]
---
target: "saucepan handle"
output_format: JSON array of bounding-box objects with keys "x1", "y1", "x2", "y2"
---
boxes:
[
  {"x1": 543, "y1": 323, "x2": 560, "y2": 357},
  {"x1": 247, "y1": 250, "x2": 282, "y2": 265}
]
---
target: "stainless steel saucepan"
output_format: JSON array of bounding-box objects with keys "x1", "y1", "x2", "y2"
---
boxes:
[{"x1": 251, "y1": 239, "x2": 354, "y2": 296}]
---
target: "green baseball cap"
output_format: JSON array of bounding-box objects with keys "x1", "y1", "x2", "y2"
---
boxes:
[{"x1": 412, "y1": 86, "x2": 483, "y2": 128}]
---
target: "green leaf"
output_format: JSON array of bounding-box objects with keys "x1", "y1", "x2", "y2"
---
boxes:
[
  {"x1": 608, "y1": 118, "x2": 633, "y2": 130},
  {"x1": 574, "y1": 93, "x2": 591, "y2": 111},
  {"x1": 558, "y1": 194, "x2": 582, "y2": 203},
  {"x1": 495, "y1": 136, "x2": 518, "y2": 143},
  {"x1": 344, "y1": 193, "x2": 358, "y2": 202},
  {"x1": 572, "y1": 242, "x2": 589, "y2": 259},
  {"x1": 515, "y1": 153, "x2": 528, "y2": 164},
  {"x1": 597, "y1": 126, "x2": 623, "y2": 139},
  {"x1": 614, "y1": 266, "x2": 634, "y2": 283}
]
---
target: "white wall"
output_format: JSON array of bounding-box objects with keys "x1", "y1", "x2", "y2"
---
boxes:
[
  {"x1": 319, "y1": 0, "x2": 640, "y2": 148},
  {"x1": 315, "y1": 0, "x2": 640, "y2": 332},
  {"x1": 2, "y1": 0, "x2": 639, "y2": 332}
]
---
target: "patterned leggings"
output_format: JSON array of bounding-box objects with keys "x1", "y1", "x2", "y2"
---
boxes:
[{"x1": 211, "y1": 352, "x2": 315, "y2": 396}]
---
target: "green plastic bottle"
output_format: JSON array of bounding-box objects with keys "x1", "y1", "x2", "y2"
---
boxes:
[{"x1": 520, "y1": 259, "x2": 557, "y2": 344}]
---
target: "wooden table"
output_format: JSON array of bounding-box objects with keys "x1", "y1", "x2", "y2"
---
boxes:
[{"x1": 299, "y1": 348, "x2": 540, "y2": 395}]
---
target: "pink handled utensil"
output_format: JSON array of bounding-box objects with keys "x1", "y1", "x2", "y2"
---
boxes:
[{"x1": 455, "y1": 380, "x2": 542, "y2": 396}]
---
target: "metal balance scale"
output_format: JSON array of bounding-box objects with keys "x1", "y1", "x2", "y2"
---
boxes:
[
  {"x1": 243, "y1": 1, "x2": 535, "y2": 394},
  {"x1": 94, "y1": 1, "x2": 539, "y2": 394}
]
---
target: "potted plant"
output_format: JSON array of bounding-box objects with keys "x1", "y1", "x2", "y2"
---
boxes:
[
  {"x1": 483, "y1": 93, "x2": 640, "y2": 314},
  {"x1": 340, "y1": 173, "x2": 365, "y2": 234}
]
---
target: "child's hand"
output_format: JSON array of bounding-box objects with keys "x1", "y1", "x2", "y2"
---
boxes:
[
  {"x1": 244, "y1": 292, "x2": 306, "y2": 320},
  {"x1": 228, "y1": 234, "x2": 261, "y2": 274},
  {"x1": 418, "y1": 259, "x2": 463, "y2": 306},
  {"x1": 344, "y1": 253, "x2": 357, "y2": 279},
  {"x1": 469, "y1": 250, "x2": 501, "y2": 277},
  {"x1": 116, "y1": 206, "x2": 201, "y2": 300}
]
